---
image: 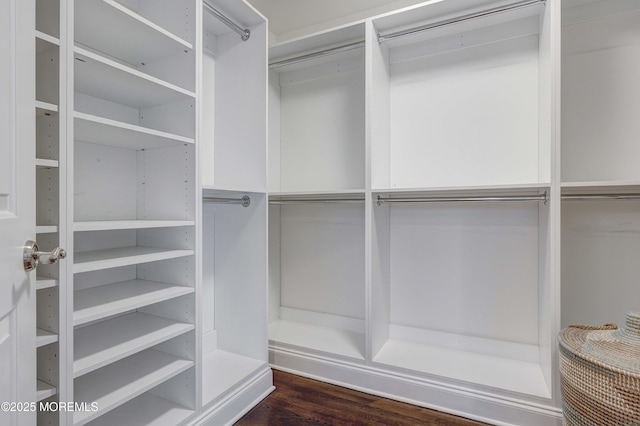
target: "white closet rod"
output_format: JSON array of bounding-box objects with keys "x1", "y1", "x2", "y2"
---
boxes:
[
  {"x1": 203, "y1": 1, "x2": 250, "y2": 41},
  {"x1": 377, "y1": 192, "x2": 547, "y2": 205},
  {"x1": 377, "y1": 0, "x2": 545, "y2": 44},
  {"x1": 269, "y1": 198, "x2": 365, "y2": 205},
  {"x1": 562, "y1": 194, "x2": 640, "y2": 200},
  {"x1": 269, "y1": 41, "x2": 364, "y2": 69},
  {"x1": 203, "y1": 196, "x2": 251, "y2": 207}
]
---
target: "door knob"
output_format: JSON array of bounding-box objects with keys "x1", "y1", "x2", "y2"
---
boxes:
[{"x1": 23, "y1": 240, "x2": 66, "y2": 272}]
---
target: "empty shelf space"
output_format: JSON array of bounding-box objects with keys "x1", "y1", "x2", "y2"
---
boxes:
[
  {"x1": 75, "y1": 0, "x2": 192, "y2": 66},
  {"x1": 269, "y1": 320, "x2": 365, "y2": 360},
  {"x1": 36, "y1": 158, "x2": 59, "y2": 169},
  {"x1": 73, "y1": 246, "x2": 194, "y2": 274},
  {"x1": 74, "y1": 279, "x2": 194, "y2": 326},
  {"x1": 74, "y1": 112, "x2": 194, "y2": 150},
  {"x1": 73, "y1": 348, "x2": 193, "y2": 425},
  {"x1": 35, "y1": 100, "x2": 58, "y2": 114},
  {"x1": 36, "y1": 225, "x2": 58, "y2": 234},
  {"x1": 37, "y1": 380, "x2": 56, "y2": 402},
  {"x1": 36, "y1": 328, "x2": 58, "y2": 347},
  {"x1": 74, "y1": 47, "x2": 194, "y2": 109},
  {"x1": 202, "y1": 350, "x2": 266, "y2": 406},
  {"x1": 373, "y1": 339, "x2": 550, "y2": 398},
  {"x1": 85, "y1": 392, "x2": 193, "y2": 426},
  {"x1": 74, "y1": 312, "x2": 194, "y2": 378}
]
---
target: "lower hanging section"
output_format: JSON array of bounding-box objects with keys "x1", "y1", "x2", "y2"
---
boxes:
[{"x1": 269, "y1": 346, "x2": 562, "y2": 426}]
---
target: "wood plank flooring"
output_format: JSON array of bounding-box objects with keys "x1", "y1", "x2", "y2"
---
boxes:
[{"x1": 236, "y1": 370, "x2": 487, "y2": 425}]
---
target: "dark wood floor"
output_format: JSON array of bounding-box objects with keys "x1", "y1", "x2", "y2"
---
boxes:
[{"x1": 236, "y1": 370, "x2": 487, "y2": 425}]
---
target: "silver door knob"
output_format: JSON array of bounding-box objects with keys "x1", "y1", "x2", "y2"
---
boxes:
[{"x1": 23, "y1": 240, "x2": 66, "y2": 272}]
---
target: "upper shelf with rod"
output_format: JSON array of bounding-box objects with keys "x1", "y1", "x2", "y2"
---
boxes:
[
  {"x1": 269, "y1": 22, "x2": 365, "y2": 73},
  {"x1": 373, "y1": 0, "x2": 546, "y2": 49}
]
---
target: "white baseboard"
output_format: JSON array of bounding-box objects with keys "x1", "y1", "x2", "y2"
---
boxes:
[
  {"x1": 190, "y1": 366, "x2": 274, "y2": 426},
  {"x1": 270, "y1": 346, "x2": 563, "y2": 426}
]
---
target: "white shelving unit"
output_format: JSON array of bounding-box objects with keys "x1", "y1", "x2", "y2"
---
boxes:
[
  {"x1": 31, "y1": 0, "x2": 272, "y2": 425},
  {"x1": 268, "y1": 24, "x2": 367, "y2": 362},
  {"x1": 65, "y1": 1, "x2": 200, "y2": 424},
  {"x1": 561, "y1": 0, "x2": 640, "y2": 330},
  {"x1": 35, "y1": 1, "x2": 65, "y2": 422},
  {"x1": 73, "y1": 348, "x2": 194, "y2": 425},
  {"x1": 199, "y1": 0, "x2": 273, "y2": 417},
  {"x1": 73, "y1": 280, "x2": 194, "y2": 326},
  {"x1": 267, "y1": 1, "x2": 561, "y2": 425}
]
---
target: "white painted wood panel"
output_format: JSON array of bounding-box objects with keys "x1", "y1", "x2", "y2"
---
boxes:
[
  {"x1": 74, "y1": 47, "x2": 194, "y2": 109},
  {"x1": 279, "y1": 204, "x2": 365, "y2": 319},
  {"x1": 87, "y1": 393, "x2": 193, "y2": 426},
  {"x1": 562, "y1": 200, "x2": 640, "y2": 328},
  {"x1": 36, "y1": 380, "x2": 56, "y2": 402},
  {"x1": 389, "y1": 35, "x2": 539, "y2": 189},
  {"x1": 75, "y1": 0, "x2": 192, "y2": 66},
  {"x1": 279, "y1": 62, "x2": 365, "y2": 192},
  {"x1": 561, "y1": 9, "x2": 640, "y2": 182},
  {"x1": 74, "y1": 112, "x2": 193, "y2": 150},
  {"x1": 74, "y1": 312, "x2": 193, "y2": 377},
  {"x1": 388, "y1": 202, "x2": 540, "y2": 345},
  {"x1": 74, "y1": 279, "x2": 194, "y2": 326},
  {"x1": 202, "y1": 350, "x2": 266, "y2": 406},
  {"x1": 73, "y1": 349, "x2": 193, "y2": 425},
  {"x1": 373, "y1": 339, "x2": 549, "y2": 398}
]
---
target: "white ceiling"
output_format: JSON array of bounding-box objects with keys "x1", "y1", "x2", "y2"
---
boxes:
[{"x1": 246, "y1": 0, "x2": 428, "y2": 42}]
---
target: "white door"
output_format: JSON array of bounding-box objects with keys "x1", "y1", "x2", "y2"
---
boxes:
[{"x1": 0, "y1": 0, "x2": 36, "y2": 424}]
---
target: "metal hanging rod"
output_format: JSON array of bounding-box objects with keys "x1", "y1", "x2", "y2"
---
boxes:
[
  {"x1": 562, "y1": 194, "x2": 640, "y2": 201},
  {"x1": 270, "y1": 198, "x2": 365, "y2": 205},
  {"x1": 203, "y1": 196, "x2": 251, "y2": 207},
  {"x1": 203, "y1": 1, "x2": 250, "y2": 41},
  {"x1": 269, "y1": 40, "x2": 365, "y2": 69},
  {"x1": 377, "y1": 192, "x2": 547, "y2": 205},
  {"x1": 377, "y1": 0, "x2": 545, "y2": 44}
]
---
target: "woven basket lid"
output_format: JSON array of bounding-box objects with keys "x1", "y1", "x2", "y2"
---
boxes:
[{"x1": 559, "y1": 312, "x2": 640, "y2": 377}]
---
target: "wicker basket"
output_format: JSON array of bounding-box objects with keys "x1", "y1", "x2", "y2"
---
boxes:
[{"x1": 559, "y1": 312, "x2": 640, "y2": 425}]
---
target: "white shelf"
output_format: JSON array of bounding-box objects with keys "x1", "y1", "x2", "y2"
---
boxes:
[
  {"x1": 74, "y1": 279, "x2": 194, "y2": 326},
  {"x1": 202, "y1": 350, "x2": 266, "y2": 406},
  {"x1": 201, "y1": 184, "x2": 267, "y2": 194},
  {"x1": 35, "y1": 30, "x2": 60, "y2": 47},
  {"x1": 37, "y1": 380, "x2": 56, "y2": 402},
  {"x1": 36, "y1": 225, "x2": 58, "y2": 234},
  {"x1": 374, "y1": 339, "x2": 550, "y2": 398},
  {"x1": 36, "y1": 328, "x2": 58, "y2": 348},
  {"x1": 36, "y1": 158, "x2": 59, "y2": 169},
  {"x1": 269, "y1": 320, "x2": 365, "y2": 360},
  {"x1": 36, "y1": 277, "x2": 58, "y2": 290},
  {"x1": 74, "y1": 312, "x2": 194, "y2": 378},
  {"x1": 86, "y1": 393, "x2": 193, "y2": 426},
  {"x1": 74, "y1": 112, "x2": 194, "y2": 150},
  {"x1": 75, "y1": 0, "x2": 192, "y2": 67},
  {"x1": 74, "y1": 46, "x2": 195, "y2": 109},
  {"x1": 74, "y1": 219, "x2": 194, "y2": 232},
  {"x1": 73, "y1": 348, "x2": 193, "y2": 425},
  {"x1": 562, "y1": 181, "x2": 640, "y2": 194},
  {"x1": 373, "y1": 183, "x2": 551, "y2": 197},
  {"x1": 35, "y1": 100, "x2": 58, "y2": 114},
  {"x1": 73, "y1": 246, "x2": 194, "y2": 274},
  {"x1": 36, "y1": 31, "x2": 59, "y2": 55},
  {"x1": 269, "y1": 189, "x2": 366, "y2": 199}
]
